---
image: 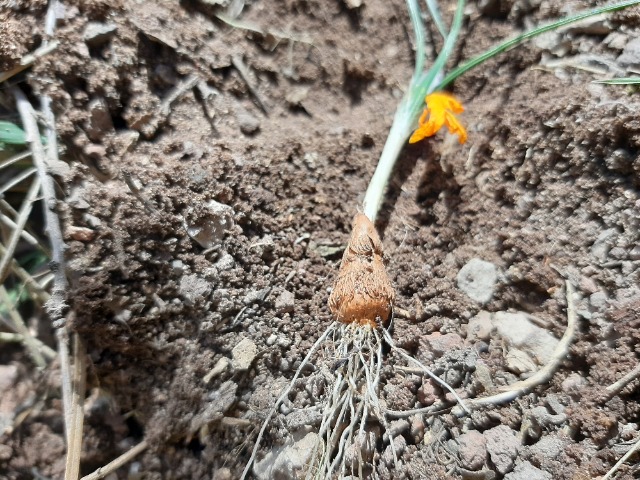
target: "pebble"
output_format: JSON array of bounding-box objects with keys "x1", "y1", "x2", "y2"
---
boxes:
[
  {"x1": 561, "y1": 373, "x2": 587, "y2": 398},
  {"x1": 505, "y1": 348, "x2": 537, "y2": 375},
  {"x1": 212, "y1": 468, "x2": 232, "y2": 480},
  {"x1": 83, "y1": 22, "x2": 117, "y2": 47},
  {"x1": 215, "y1": 253, "x2": 235, "y2": 271},
  {"x1": 179, "y1": 274, "x2": 212, "y2": 305},
  {"x1": 275, "y1": 290, "x2": 295, "y2": 314},
  {"x1": 528, "y1": 434, "x2": 565, "y2": 461},
  {"x1": 382, "y1": 435, "x2": 406, "y2": 467},
  {"x1": 231, "y1": 338, "x2": 258, "y2": 371},
  {"x1": 504, "y1": 461, "x2": 552, "y2": 480},
  {"x1": 253, "y1": 432, "x2": 320, "y2": 480},
  {"x1": 203, "y1": 357, "x2": 230, "y2": 383},
  {"x1": 589, "y1": 291, "x2": 608, "y2": 311},
  {"x1": 590, "y1": 228, "x2": 618, "y2": 263},
  {"x1": 184, "y1": 200, "x2": 234, "y2": 249},
  {"x1": 0, "y1": 365, "x2": 18, "y2": 393},
  {"x1": 457, "y1": 258, "x2": 498, "y2": 304},
  {"x1": 237, "y1": 111, "x2": 260, "y2": 135},
  {"x1": 492, "y1": 312, "x2": 559, "y2": 365},
  {"x1": 87, "y1": 98, "x2": 115, "y2": 142},
  {"x1": 467, "y1": 311, "x2": 493, "y2": 341},
  {"x1": 458, "y1": 430, "x2": 486, "y2": 470},
  {"x1": 422, "y1": 332, "x2": 464, "y2": 359},
  {"x1": 484, "y1": 425, "x2": 519, "y2": 475},
  {"x1": 617, "y1": 37, "x2": 640, "y2": 69}
]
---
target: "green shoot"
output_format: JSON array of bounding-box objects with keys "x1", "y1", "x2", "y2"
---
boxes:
[
  {"x1": 437, "y1": 0, "x2": 640, "y2": 90},
  {"x1": 362, "y1": 0, "x2": 640, "y2": 222},
  {"x1": 593, "y1": 77, "x2": 640, "y2": 85}
]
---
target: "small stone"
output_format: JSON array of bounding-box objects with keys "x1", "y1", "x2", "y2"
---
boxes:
[
  {"x1": 505, "y1": 348, "x2": 537, "y2": 375},
  {"x1": 561, "y1": 373, "x2": 587, "y2": 398},
  {"x1": 504, "y1": 461, "x2": 552, "y2": 480},
  {"x1": 86, "y1": 98, "x2": 115, "y2": 142},
  {"x1": 0, "y1": 365, "x2": 18, "y2": 393},
  {"x1": 253, "y1": 432, "x2": 320, "y2": 480},
  {"x1": 0, "y1": 444, "x2": 12, "y2": 461},
  {"x1": 492, "y1": 312, "x2": 559, "y2": 365},
  {"x1": 484, "y1": 425, "x2": 519, "y2": 475},
  {"x1": 467, "y1": 311, "x2": 493, "y2": 341},
  {"x1": 528, "y1": 434, "x2": 565, "y2": 461},
  {"x1": 83, "y1": 22, "x2": 117, "y2": 47},
  {"x1": 458, "y1": 430, "x2": 487, "y2": 471},
  {"x1": 237, "y1": 111, "x2": 260, "y2": 135},
  {"x1": 429, "y1": 332, "x2": 463, "y2": 354},
  {"x1": 179, "y1": 274, "x2": 212, "y2": 306},
  {"x1": 417, "y1": 380, "x2": 437, "y2": 406},
  {"x1": 382, "y1": 435, "x2": 406, "y2": 467},
  {"x1": 204, "y1": 357, "x2": 230, "y2": 383},
  {"x1": 275, "y1": 290, "x2": 295, "y2": 315},
  {"x1": 184, "y1": 200, "x2": 235, "y2": 249},
  {"x1": 216, "y1": 252, "x2": 235, "y2": 271},
  {"x1": 231, "y1": 338, "x2": 258, "y2": 371},
  {"x1": 212, "y1": 467, "x2": 232, "y2": 480},
  {"x1": 590, "y1": 228, "x2": 618, "y2": 262},
  {"x1": 244, "y1": 288, "x2": 270, "y2": 305},
  {"x1": 618, "y1": 37, "x2": 640, "y2": 70},
  {"x1": 67, "y1": 225, "x2": 96, "y2": 242},
  {"x1": 457, "y1": 258, "x2": 498, "y2": 304},
  {"x1": 589, "y1": 291, "x2": 608, "y2": 311},
  {"x1": 171, "y1": 260, "x2": 185, "y2": 275}
]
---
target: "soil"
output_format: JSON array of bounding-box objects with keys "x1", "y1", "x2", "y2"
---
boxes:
[{"x1": 1, "y1": 0, "x2": 640, "y2": 479}]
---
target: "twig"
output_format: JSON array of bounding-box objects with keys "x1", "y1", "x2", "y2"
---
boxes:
[
  {"x1": 0, "y1": 41, "x2": 59, "y2": 84},
  {"x1": 0, "y1": 150, "x2": 31, "y2": 171},
  {"x1": 12, "y1": 87, "x2": 69, "y2": 326},
  {"x1": 0, "y1": 166, "x2": 37, "y2": 195},
  {"x1": 64, "y1": 335, "x2": 86, "y2": 480},
  {"x1": 457, "y1": 281, "x2": 577, "y2": 412},
  {"x1": 0, "y1": 285, "x2": 46, "y2": 367},
  {"x1": 0, "y1": 243, "x2": 50, "y2": 304},
  {"x1": 215, "y1": 13, "x2": 313, "y2": 45},
  {"x1": 602, "y1": 435, "x2": 640, "y2": 480},
  {"x1": 160, "y1": 74, "x2": 199, "y2": 116},
  {"x1": 0, "y1": 331, "x2": 57, "y2": 360},
  {"x1": 604, "y1": 363, "x2": 640, "y2": 400},
  {"x1": 231, "y1": 55, "x2": 270, "y2": 115},
  {"x1": 0, "y1": 210, "x2": 42, "y2": 248},
  {"x1": 0, "y1": 176, "x2": 42, "y2": 284},
  {"x1": 80, "y1": 439, "x2": 149, "y2": 480}
]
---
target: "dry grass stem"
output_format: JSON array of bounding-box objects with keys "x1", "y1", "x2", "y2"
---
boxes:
[
  {"x1": 605, "y1": 363, "x2": 640, "y2": 400},
  {"x1": 64, "y1": 335, "x2": 87, "y2": 480},
  {"x1": 0, "y1": 177, "x2": 41, "y2": 284},
  {"x1": 80, "y1": 440, "x2": 149, "y2": 480},
  {"x1": 0, "y1": 243, "x2": 50, "y2": 304},
  {"x1": 602, "y1": 435, "x2": 640, "y2": 480},
  {"x1": 231, "y1": 55, "x2": 270, "y2": 115},
  {"x1": 12, "y1": 87, "x2": 69, "y2": 326},
  {"x1": 0, "y1": 284, "x2": 46, "y2": 368},
  {"x1": 457, "y1": 281, "x2": 577, "y2": 412},
  {"x1": 0, "y1": 41, "x2": 59, "y2": 83},
  {"x1": 0, "y1": 167, "x2": 37, "y2": 196},
  {"x1": 0, "y1": 150, "x2": 31, "y2": 171}
]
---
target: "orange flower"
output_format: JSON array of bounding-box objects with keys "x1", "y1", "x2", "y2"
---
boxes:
[{"x1": 409, "y1": 92, "x2": 467, "y2": 144}]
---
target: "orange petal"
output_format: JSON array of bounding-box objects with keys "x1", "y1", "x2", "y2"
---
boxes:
[{"x1": 444, "y1": 111, "x2": 467, "y2": 144}]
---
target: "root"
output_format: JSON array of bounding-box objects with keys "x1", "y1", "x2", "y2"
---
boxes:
[
  {"x1": 381, "y1": 327, "x2": 470, "y2": 415},
  {"x1": 240, "y1": 322, "x2": 337, "y2": 480}
]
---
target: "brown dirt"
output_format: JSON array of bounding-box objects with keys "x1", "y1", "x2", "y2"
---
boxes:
[{"x1": 2, "y1": 0, "x2": 640, "y2": 479}]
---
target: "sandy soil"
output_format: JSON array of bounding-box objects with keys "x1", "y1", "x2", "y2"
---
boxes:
[{"x1": 1, "y1": 0, "x2": 639, "y2": 479}]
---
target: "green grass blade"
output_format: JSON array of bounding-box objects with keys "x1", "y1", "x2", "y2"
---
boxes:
[
  {"x1": 407, "y1": 0, "x2": 427, "y2": 77},
  {"x1": 424, "y1": 0, "x2": 448, "y2": 39},
  {"x1": 407, "y1": 0, "x2": 465, "y2": 120},
  {"x1": 436, "y1": 0, "x2": 640, "y2": 90},
  {"x1": 593, "y1": 77, "x2": 640, "y2": 85},
  {"x1": 0, "y1": 121, "x2": 29, "y2": 146}
]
